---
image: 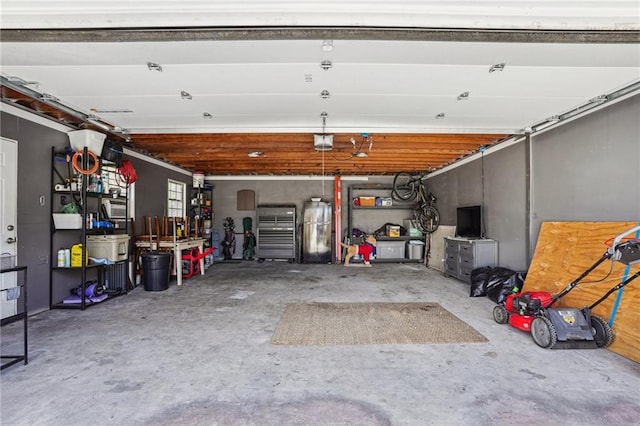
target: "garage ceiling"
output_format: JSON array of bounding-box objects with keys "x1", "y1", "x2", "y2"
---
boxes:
[{"x1": 1, "y1": 1, "x2": 639, "y2": 176}]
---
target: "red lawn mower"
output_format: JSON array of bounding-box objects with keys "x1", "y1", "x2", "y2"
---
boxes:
[{"x1": 493, "y1": 225, "x2": 640, "y2": 349}]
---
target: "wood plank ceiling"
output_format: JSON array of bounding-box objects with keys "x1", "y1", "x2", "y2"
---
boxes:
[{"x1": 131, "y1": 133, "x2": 506, "y2": 176}]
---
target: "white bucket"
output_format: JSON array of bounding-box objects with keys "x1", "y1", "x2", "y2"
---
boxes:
[{"x1": 193, "y1": 172, "x2": 205, "y2": 188}]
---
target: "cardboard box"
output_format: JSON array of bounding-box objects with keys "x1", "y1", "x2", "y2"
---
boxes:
[
  {"x1": 359, "y1": 196, "x2": 376, "y2": 207},
  {"x1": 380, "y1": 197, "x2": 393, "y2": 206},
  {"x1": 386, "y1": 225, "x2": 401, "y2": 237}
]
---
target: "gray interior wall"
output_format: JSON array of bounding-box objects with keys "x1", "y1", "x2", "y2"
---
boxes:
[
  {"x1": 127, "y1": 156, "x2": 192, "y2": 229},
  {"x1": 428, "y1": 143, "x2": 527, "y2": 271},
  {"x1": 2, "y1": 111, "x2": 70, "y2": 314},
  {"x1": 427, "y1": 94, "x2": 639, "y2": 272},
  {"x1": 208, "y1": 176, "x2": 399, "y2": 260},
  {"x1": 530, "y1": 94, "x2": 640, "y2": 241}
]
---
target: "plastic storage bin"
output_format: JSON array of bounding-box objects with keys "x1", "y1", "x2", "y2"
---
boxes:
[
  {"x1": 376, "y1": 240, "x2": 405, "y2": 259},
  {"x1": 52, "y1": 213, "x2": 83, "y2": 229},
  {"x1": 68, "y1": 129, "x2": 106, "y2": 155},
  {"x1": 407, "y1": 240, "x2": 425, "y2": 260},
  {"x1": 87, "y1": 235, "x2": 130, "y2": 261},
  {"x1": 142, "y1": 252, "x2": 172, "y2": 291}
]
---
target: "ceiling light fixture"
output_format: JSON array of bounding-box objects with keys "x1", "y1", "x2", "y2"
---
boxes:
[
  {"x1": 489, "y1": 63, "x2": 506, "y2": 73},
  {"x1": 320, "y1": 60, "x2": 333, "y2": 71},
  {"x1": 314, "y1": 112, "x2": 333, "y2": 152},
  {"x1": 322, "y1": 40, "x2": 333, "y2": 51},
  {"x1": 203, "y1": 112, "x2": 212, "y2": 119},
  {"x1": 248, "y1": 151, "x2": 264, "y2": 158},
  {"x1": 146, "y1": 62, "x2": 163, "y2": 72},
  {"x1": 435, "y1": 112, "x2": 445, "y2": 119},
  {"x1": 320, "y1": 90, "x2": 331, "y2": 99},
  {"x1": 180, "y1": 90, "x2": 192, "y2": 100},
  {"x1": 457, "y1": 91, "x2": 470, "y2": 101}
]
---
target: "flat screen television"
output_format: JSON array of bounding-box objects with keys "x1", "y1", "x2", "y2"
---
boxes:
[{"x1": 456, "y1": 205, "x2": 483, "y2": 238}]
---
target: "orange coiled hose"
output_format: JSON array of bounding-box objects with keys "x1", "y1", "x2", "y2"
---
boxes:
[{"x1": 71, "y1": 150, "x2": 99, "y2": 175}]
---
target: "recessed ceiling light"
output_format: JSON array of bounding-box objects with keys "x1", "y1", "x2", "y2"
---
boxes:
[
  {"x1": 181, "y1": 90, "x2": 192, "y2": 100},
  {"x1": 321, "y1": 60, "x2": 333, "y2": 71},
  {"x1": 435, "y1": 112, "x2": 445, "y2": 119},
  {"x1": 203, "y1": 112, "x2": 212, "y2": 119},
  {"x1": 457, "y1": 91, "x2": 470, "y2": 101},
  {"x1": 320, "y1": 90, "x2": 331, "y2": 99},
  {"x1": 147, "y1": 62, "x2": 163, "y2": 72},
  {"x1": 489, "y1": 63, "x2": 506, "y2": 73},
  {"x1": 248, "y1": 151, "x2": 264, "y2": 158}
]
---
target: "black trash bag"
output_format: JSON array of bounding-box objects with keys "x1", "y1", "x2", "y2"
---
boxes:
[
  {"x1": 485, "y1": 267, "x2": 527, "y2": 304},
  {"x1": 469, "y1": 266, "x2": 492, "y2": 297}
]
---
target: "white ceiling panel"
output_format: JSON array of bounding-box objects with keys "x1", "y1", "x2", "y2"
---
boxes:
[
  {"x1": 0, "y1": 0, "x2": 638, "y2": 174},
  {"x1": 2, "y1": 1, "x2": 638, "y2": 30}
]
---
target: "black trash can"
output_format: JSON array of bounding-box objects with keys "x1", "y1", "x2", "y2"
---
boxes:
[{"x1": 142, "y1": 251, "x2": 172, "y2": 291}]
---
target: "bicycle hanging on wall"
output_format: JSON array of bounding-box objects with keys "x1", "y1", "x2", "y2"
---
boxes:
[{"x1": 392, "y1": 172, "x2": 440, "y2": 234}]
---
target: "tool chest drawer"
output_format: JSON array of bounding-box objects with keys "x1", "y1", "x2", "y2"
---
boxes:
[{"x1": 443, "y1": 237, "x2": 497, "y2": 283}]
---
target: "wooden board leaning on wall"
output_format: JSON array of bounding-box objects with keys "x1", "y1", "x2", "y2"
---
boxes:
[{"x1": 524, "y1": 222, "x2": 640, "y2": 363}]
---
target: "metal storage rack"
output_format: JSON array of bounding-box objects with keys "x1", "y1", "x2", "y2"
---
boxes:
[
  {"x1": 347, "y1": 184, "x2": 426, "y2": 263},
  {"x1": 0, "y1": 265, "x2": 28, "y2": 370},
  {"x1": 189, "y1": 183, "x2": 215, "y2": 267},
  {"x1": 256, "y1": 205, "x2": 296, "y2": 262},
  {"x1": 49, "y1": 147, "x2": 131, "y2": 310}
]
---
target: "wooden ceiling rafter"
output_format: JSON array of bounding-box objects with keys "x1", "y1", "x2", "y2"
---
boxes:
[{"x1": 1, "y1": 84, "x2": 507, "y2": 175}]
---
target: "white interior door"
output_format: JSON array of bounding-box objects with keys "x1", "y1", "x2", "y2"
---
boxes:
[{"x1": 1, "y1": 137, "x2": 18, "y2": 319}]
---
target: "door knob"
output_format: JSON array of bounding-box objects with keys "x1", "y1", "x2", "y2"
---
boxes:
[{"x1": 6, "y1": 237, "x2": 16, "y2": 244}]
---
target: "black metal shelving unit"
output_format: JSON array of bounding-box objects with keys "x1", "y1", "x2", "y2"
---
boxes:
[
  {"x1": 347, "y1": 184, "x2": 426, "y2": 263},
  {"x1": 49, "y1": 147, "x2": 130, "y2": 310},
  {"x1": 189, "y1": 183, "x2": 214, "y2": 268}
]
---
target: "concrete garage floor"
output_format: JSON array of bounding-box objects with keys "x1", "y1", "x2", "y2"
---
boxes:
[{"x1": 2, "y1": 262, "x2": 640, "y2": 426}]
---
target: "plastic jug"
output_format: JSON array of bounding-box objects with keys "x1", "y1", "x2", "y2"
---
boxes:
[{"x1": 71, "y1": 243, "x2": 88, "y2": 267}]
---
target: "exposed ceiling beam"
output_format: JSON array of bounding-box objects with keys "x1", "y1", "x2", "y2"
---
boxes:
[{"x1": 3, "y1": 26, "x2": 639, "y2": 43}]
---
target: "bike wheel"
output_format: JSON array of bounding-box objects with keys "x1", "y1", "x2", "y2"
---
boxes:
[
  {"x1": 392, "y1": 172, "x2": 417, "y2": 201},
  {"x1": 416, "y1": 205, "x2": 440, "y2": 234}
]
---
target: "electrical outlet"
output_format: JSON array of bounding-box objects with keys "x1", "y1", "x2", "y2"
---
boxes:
[
  {"x1": 61, "y1": 195, "x2": 67, "y2": 205},
  {"x1": 38, "y1": 255, "x2": 49, "y2": 265}
]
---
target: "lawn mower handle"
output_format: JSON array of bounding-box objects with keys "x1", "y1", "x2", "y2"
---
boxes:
[{"x1": 609, "y1": 225, "x2": 640, "y2": 258}]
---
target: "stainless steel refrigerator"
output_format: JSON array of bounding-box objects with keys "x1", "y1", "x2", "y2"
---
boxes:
[{"x1": 302, "y1": 198, "x2": 332, "y2": 263}]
